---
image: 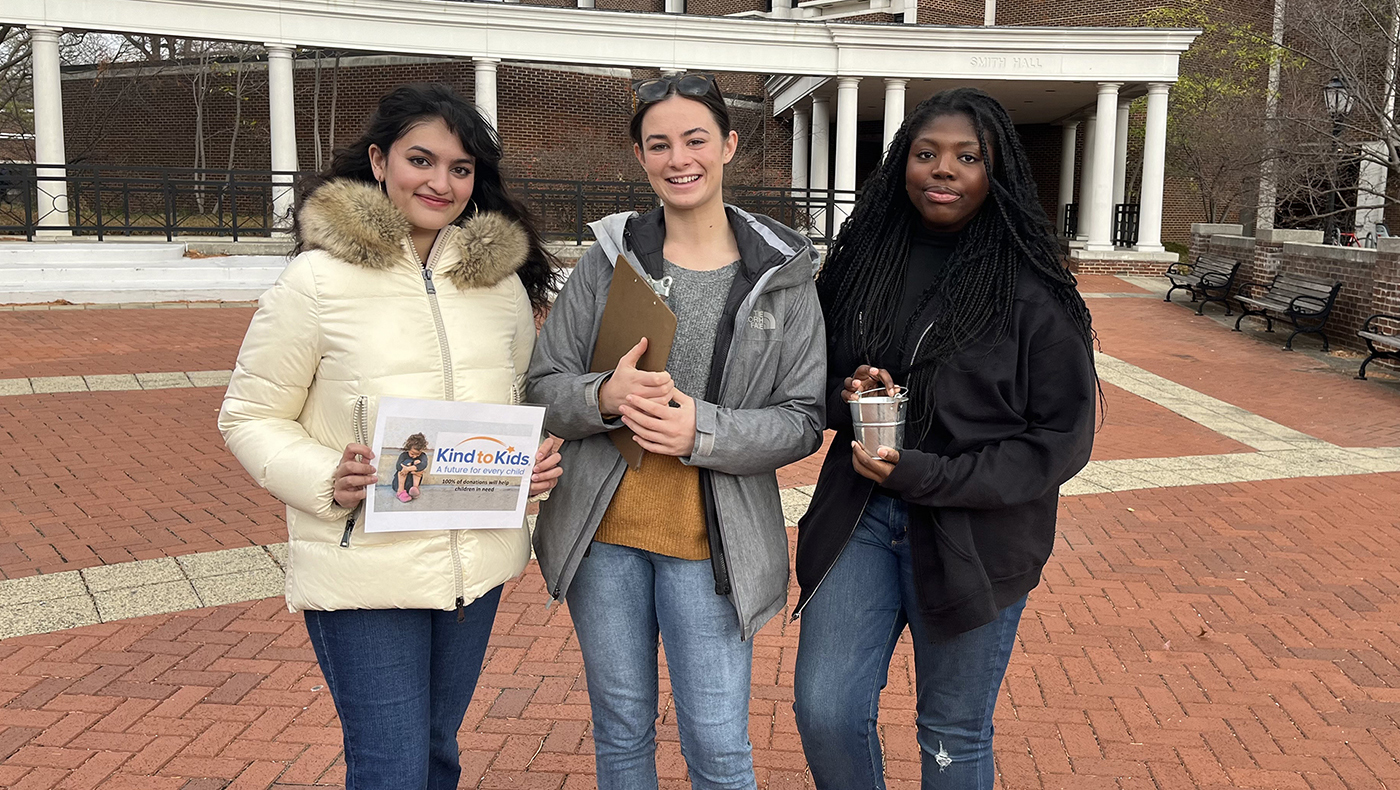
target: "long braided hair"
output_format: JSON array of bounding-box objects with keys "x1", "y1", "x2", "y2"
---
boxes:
[{"x1": 815, "y1": 87, "x2": 1099, "y2": 436}]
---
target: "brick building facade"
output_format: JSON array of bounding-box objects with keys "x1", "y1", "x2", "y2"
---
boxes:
[
  {"x1": 60, "y1": 56, "x2": 791, "y2": 190},
  {"x1": 46, "y1": 0, "x2": 1234, "y2": 243}
]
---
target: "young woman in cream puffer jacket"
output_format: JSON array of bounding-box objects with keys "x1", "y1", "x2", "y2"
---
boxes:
[
  {"x1": 218, "y1": 84, "x2": 562, "y2": 790},
  {"x1": 220, "y1": 176, "x2": 537, "y2": 612}
]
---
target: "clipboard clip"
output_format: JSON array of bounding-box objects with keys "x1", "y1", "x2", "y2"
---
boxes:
[{"x1": 645, "y1": 274, "x2": 673, "y2": 298}]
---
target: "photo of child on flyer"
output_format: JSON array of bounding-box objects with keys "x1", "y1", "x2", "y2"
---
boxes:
[{"x1": 393, "y1": 433, "x2": 430, "y2": 503}]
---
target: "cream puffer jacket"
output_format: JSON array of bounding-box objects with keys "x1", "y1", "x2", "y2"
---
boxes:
[{"x1": 218, "y1": 178, "x2": 536, "y2": 613}]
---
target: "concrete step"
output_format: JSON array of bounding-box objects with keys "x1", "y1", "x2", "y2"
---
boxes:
[
  {"x1": 0, "y1": 252, "x2": 287, "y2": 304},
  {"x1": 0, "y1": 242, "x2": 191, "y2": 265},
  {"x1": 0, "y1": 286, "x2": 272, "y2": 304},
  {"x1": 0, "y1": 257, "x2": 286, "y2": 286}
]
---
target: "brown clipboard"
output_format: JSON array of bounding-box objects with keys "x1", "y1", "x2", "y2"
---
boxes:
[{"x1": 589, "y1": 256, "x2": 678, "y2": 470}]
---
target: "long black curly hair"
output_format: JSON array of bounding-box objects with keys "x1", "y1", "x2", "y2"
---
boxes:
[
  {"x1": 815, "y1": 87, "x2": 1098, "y2": 434},
  {"x1": 294, "y1": 83, "x2": 559, "y2": 312}
]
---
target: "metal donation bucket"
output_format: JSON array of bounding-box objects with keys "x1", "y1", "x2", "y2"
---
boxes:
[{"x1": 849, "y1": 385, "x2": 908, "y2": 459}]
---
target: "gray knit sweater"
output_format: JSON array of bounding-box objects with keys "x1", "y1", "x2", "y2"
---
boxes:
[{"x1": 661, "y1": 259, "x2": 737, "y2": 396}]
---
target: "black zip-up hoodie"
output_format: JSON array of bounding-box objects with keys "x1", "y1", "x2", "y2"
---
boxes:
[{"x1": 794, "y1": 263, "x2": 1096, "y2": 640}]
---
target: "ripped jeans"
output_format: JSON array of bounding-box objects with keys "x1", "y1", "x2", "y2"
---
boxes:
[{"x1": 793, "y1": 493, "x2": 1026, "y2": 790}]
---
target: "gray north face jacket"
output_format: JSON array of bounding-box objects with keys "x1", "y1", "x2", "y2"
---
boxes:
[{"x1": 527, "y1": 205, "x2": 826, "y2": 640}]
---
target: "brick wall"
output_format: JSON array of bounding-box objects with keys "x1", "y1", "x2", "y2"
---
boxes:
[
  {"x1": 1017, "y1": 123, "x2": 1063, "y2": 230},
  {"x1": 1243, "y1": 228, "x2": 1321, "y2": 295},
  {"x1": 688, "y1": 0, "x2": 764, "y2": 14},
  {"x1": 1205, "y1": 234, "x2": 1255, "y2": 278},
  {"x1": 994, "y1": 0, "x2": 1272, "y2": 27},
  {"x1": 59, "y1": 58, "x2": 791, "y2": 190},
  {"x1": 919, "y1": 0, "x2": 982, "y2": 24},
  {"x1": 834, "y1": 12, "x2": 905, "y2": 22},
  {"x1": 594, "y1": 0, "x2": 666, "y2": 11}
]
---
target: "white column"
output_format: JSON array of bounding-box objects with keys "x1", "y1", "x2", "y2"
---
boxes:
[
  {"x1": 29, "y1": 27, "x2": 69, "y2": 235},
  {"x1": 882, "y1": 78, "x2": 907, "y2": 156},
  {"x1": 1076, "y1": 113, "x2": 1095, "y2": 241},
  {"x1": 474, "y1": 58, "x2": 500, "y2": 129},
  {"x1": 984, "y1": 0, "x2": 996, "y2": 25},
  {"x1": 266, "y1": 44, "x2": 298, "y2": 230},
  {"x1": 665, "y1": 0, "x2": 684, "y2": 12},
  {"x1": 771, "y1": 0, "x2": 792, "y2": 17},
  {"x1": 577, "y1": 0, "x2": 594, "y2": 6},
  {"x1": 791, "y1": 107, "x2": 810, "y2": 192},
  {"x1": 810, "y1": 95, "x2": 831, "y2": 234},
  {"x1": 834, "y1": 77, "x2": 861, "y2": 230},
  {"x1": 1112, "y1": 98, "x2": 1131, "y2": 206},
  {"x1": 1057, "y1": 122, "x2": 1078, "y2": 237},
  {"x1": 1135, "y1": 83, "x2": 1169, "y2": 252},
  {"x1": 1357, "y1": 141, "x2": 1388, "y2": 241},
  {"x1": 1084, "y1": 83, "x2": 1121, "y2": 251}
]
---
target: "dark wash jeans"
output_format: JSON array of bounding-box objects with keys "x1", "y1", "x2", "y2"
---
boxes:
[
  {"x1": 793, "y1": 494, "x2": 1026, "y2": 790},
  {"x1": 303, "y1": 586, "x2": 502, "y2": 790}
]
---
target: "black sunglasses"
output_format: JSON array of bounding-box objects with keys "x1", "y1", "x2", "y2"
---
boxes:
[{"x1": 632, "y1": 73, "x2": 719, "y2": 105}]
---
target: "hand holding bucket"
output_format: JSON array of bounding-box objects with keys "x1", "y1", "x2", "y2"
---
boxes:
[{"x1": 849, "y1": 385, "x2": 908, "y2": 460}]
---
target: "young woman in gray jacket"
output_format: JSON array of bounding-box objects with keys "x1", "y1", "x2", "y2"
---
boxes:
[{"x1": 527, "y1": 73, "x2": 826, "y2": 789}]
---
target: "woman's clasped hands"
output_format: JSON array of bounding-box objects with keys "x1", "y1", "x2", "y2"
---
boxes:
[{"x1": 599, "y1": 337, "x2": 697, "y2": 457}]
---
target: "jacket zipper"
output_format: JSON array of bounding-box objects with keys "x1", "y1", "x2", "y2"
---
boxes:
[
  {"x1": 413, "y1": 234, "x2": 467, "y2": 620},
  {"x1": 550, "y1": 474, "x2": 618, "y2": 600},
  {"x1": 792, "y1": 486, "x2": 874, "y2": 620},
  {"x1": 340, "y1": 395, "x2": 370, "y2": 548},
  {"x1": 910, "y1": 317, "x2": 937, "y2": 366}
]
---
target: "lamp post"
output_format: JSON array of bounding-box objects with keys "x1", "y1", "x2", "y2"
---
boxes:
[{"x1": 1322, "y1": 76, "x2": 1355, "y2": 244}]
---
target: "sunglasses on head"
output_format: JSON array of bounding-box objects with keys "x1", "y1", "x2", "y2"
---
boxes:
[{"x1": 632, "y1": 73, "x2": 719, "y2": 105}]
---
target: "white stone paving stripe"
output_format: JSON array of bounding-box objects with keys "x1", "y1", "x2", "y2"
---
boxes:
[
  {"x1": 0, "y1": 369, "x2": 232, "y2": 397},
  {"x1": 3, "y1": 448, "x2": 1399, "y2": 640},
  {"x1": 1094, "y1": 352, "x2": 1327, "y2": 450},
  {"x1": 0, "y1": 342, "x2": 1394, "y2": 639},
  {"x1": 0, "y1": 544, "x2": 288, "y2": 640}
]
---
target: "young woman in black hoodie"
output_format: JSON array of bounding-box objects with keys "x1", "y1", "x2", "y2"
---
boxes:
[{"x1": 792, "y1": 88, "x2": 1098, "y2": 789}]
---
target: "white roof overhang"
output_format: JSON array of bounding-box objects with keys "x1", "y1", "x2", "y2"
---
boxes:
[{"x1": 16, "y1": 0, "x2": 1197, "y2": 97}]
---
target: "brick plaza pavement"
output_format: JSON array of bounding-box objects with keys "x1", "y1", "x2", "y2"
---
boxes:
[{"x1": 3, "y1": 275, "x2": 1400, "y2": 788}]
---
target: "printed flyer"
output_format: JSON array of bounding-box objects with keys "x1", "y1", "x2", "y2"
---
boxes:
[{"x1": 363, "y1": 397, "x2": 547, "y2": 532}]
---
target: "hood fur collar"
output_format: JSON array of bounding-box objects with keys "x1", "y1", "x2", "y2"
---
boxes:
[{"x1": 297, "y1": 178, "x2": 530, "y2": 290}]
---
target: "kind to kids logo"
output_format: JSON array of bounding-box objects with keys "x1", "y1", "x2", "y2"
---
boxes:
[{"x1": 431, "y1": 433, "x2": 533, "y2": 476}]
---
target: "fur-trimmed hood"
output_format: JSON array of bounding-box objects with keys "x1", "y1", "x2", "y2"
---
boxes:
[{"x1": 297, "y1": 178, "x2": 530, "y2": 290}]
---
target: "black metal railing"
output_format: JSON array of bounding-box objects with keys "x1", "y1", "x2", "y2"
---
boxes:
[
  {"x1": 0, "y1": 164, "x2": 296, "y2": 241},
  {"x1": 1113, "y1": 202, "x2": 1140, "y2": 247},
  {"x1": 1062, "y1": 202, "x2": 1078, "y2": 238},
  {"x1": 1, "y1": 165, "x2": 860, "y2": 245}
]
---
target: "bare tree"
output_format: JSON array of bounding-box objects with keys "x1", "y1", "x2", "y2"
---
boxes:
[
  {"x1": 1271, "y1": 0, "x2": 1400, "y2": 231},
  {"x1": 1138, "y1": 2, "x2": 1290, "y2": 222}
]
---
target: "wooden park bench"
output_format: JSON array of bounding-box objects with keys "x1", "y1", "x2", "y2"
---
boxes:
[
  {"x1": 1164, "y1": 254, "x2": 1241, "y2": 315},
  {"x1": 1233, "y1": 272, "x2": 1343, "y2": 351},
  {"x1": 1356, "y1": 313, "x2": 1400, "y2": 379}
]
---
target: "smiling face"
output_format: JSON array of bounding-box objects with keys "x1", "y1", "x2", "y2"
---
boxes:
[
  {"x1": 904, "y1": 112, "x2": 992, "y2": 233},
  {"x1": 369, "y1": 117, "x2": 475, "y2": 234},
  {"x1": 634, "y1": 95, "x2": 738, "y2": 213}
]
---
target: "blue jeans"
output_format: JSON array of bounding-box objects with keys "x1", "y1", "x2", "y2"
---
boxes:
[
  {"x1": 303, "y1": 586, "x2": 502, "y2": 790},
  {"x1": 793, "y1": 494, "x2": 1026, "y2": 790},
  {"x1": 566, "y1": 541, "x2": 757, "y2": 790}
]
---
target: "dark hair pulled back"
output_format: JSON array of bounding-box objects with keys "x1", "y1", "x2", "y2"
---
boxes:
[
  {"x1": 294, "y1": 83, "x2": 559, "y2": 312},
  {"x1": 815, "y1": 87, "x2": 1100, "y2": 435},
  {"x1": 627, "y1": 73, "x2": 733, "y2": 146}
]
